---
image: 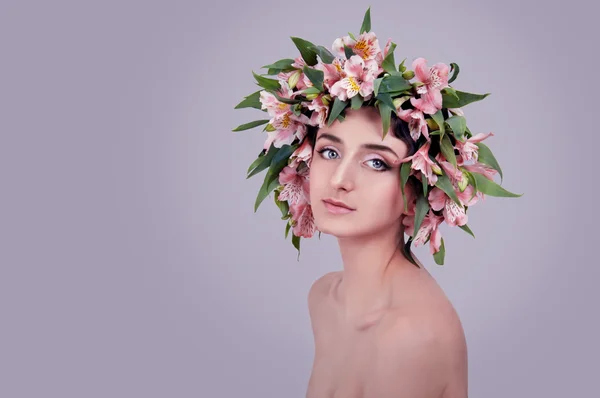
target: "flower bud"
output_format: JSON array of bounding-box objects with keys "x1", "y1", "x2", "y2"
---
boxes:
[
  {"x1": 322, "y1": 94, "x2": 332, "y2": 106},
  {"x1": 402, "y1": 70, "x2": 415, "y2": 80},
  {"x1": 288, "y1": 70, "x2": 301, "y2": 90},
  {"x1": 431, "y1": 163, "x2": 443, "y2": 175},
  {"x1": 398, "y1": 62, "x2": 406, "y2": 73},
  {"x1": 426, "y1": 118, "x2": 439, "y2": 130},
  {"x1": 265, "y1": 123, "x2": 276, "y2": 132},
  {"x1": 458, "y1": 174, "x2": 469, "y2": 192},
  {"x1": 305, "y1": 93, "x2": 319, "y2": 100},
  {"x1": 393, "y1": 96, "x2": 409, "y2": 110}
]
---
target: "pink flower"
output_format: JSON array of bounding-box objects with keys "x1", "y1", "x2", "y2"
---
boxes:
[
  {"x1": 329, "y1": 55, "x2": 378, "y2": 101},
  {"x1": 278, "y1": 165, "x2": 310, "y2": 205},
  {"x1": 410, "y1": 58, "x2": 450, "y2": 115},
  {"x1": 289, "y1": 201, "x2": 316, "y2": 238},
  {"x1": 290, "y1": 138, "x2": 313, "y2": 168},
  {"x1": 397, "y1": 105, "x2": 429, "y2": 142},
  {"x1": 263, "y1": 111, "x2": 311, "y2": 149},
  {"x1": 454, "y1": 132, "x2": 494, "y2": 163},
  {"x1": 462, "y1": 161, "x2": 498, "y2": 181},
  {"x1": 315, "y1": 58, "x2": 346, "y2": 91},
  {"x1": 259, "y1": 81, "x2": 294, "y2": 118},
  {"x1": 332, "y1": 32, "x2": 381, "y2": 61},
  {"x1": 399, "y1": 141, "x2": 438, "y2": 185},
  {"x1": 434, "y1": 153, "x2": 462, "y2": 183},
  {"x1": 429, "y1": 187, "x2": 470, "y2": 227},
  {"x1": 307, "y1": 94, "x2": 329, "y2": 128},
  {"x1": 374, "y1": 37, "x2": 393, "y2": 75},
  {"x1": 403, "y1": 210, "x2": 444, "y2": 254}
]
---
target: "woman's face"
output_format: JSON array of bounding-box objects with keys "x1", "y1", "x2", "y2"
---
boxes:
[{"x1": 309, "y1": 107, "x2": 413, "y2": 238}]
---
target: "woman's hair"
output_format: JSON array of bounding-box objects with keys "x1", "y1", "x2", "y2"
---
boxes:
[{"x1": 306, "y1": 111, "x2": 421, "y2": 259}]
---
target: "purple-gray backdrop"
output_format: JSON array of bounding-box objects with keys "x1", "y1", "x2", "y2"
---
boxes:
[{"x1": 1, "y1": 0, "x2": 598, "y2": 397}]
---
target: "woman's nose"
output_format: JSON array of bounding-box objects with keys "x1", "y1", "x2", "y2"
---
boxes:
[{"x1": 329, "y1": 159, "x2": 355, "y2": 192}]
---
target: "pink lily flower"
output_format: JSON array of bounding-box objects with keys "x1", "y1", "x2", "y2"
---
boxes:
[
  {"x1": 315, "y1": 58, "x2": 347, "y2": 91},
  {"x1": 429, "y1": 185, "x2": 478, "y2": 228},
  {"x1": 462, "y1": 161, "x2": 498, "y2": 181},
  {"x1": 330, "y1": 55, "x2": 378, "y2": 101},
  {"x1": 259, "y1": 80, "x2": 295, "y2": 118},
  {"x1": 411, "y1": 58, "x2": 450, "y2": 115},
  {"x1": 434, "y1": 153, "x2": 462, "y2": 183},
  {"x1": 307, "y1": 94, "x2": 329, "y2": 128},
  {"x1": 263, "y1": 111, "x2": 311, "y2": 150},
  {"x1": 332, "y1": 32, "x2": 381, "y2": 61},
  {"x1": 278, "y1": 165, "x2": 310, "y2": 205},
  {"x1": 454, "y1": 132, "x2": 494, "y2": 163},
  {"x1": 290, "y1": 138, "x2": 313, "y2": 168},
  {"x1": 403, "y1": 210, "x2": 444, "y2": 254},
  {"x1": 289, "y1": 201, "x2": 317, "y2": 238},
  {"x1": 397, "y1": 104, "x2": 429, "y2": 142},
  {"x1": 399, "y1": 141, "x2": 438, "y2": 185}
]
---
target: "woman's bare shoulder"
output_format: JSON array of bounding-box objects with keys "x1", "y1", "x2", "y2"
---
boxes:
[{"x1": 308, "y1": 271, "x2": 340, "y2": 312}]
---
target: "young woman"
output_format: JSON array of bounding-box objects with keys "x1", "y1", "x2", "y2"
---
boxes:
[{"x1": 304, "y1": 107, "x2": 468, "y2": 398}]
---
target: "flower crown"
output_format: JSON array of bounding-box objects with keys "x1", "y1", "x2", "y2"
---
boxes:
[{"x1": 232, "y1": 7, "x2": 522, "y2": 266}]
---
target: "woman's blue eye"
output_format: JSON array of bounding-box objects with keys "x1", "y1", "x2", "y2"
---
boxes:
[
  {"x1": 367, "y1": 159, "x2": 390, "y2": 171},
  {"x1": 318, "y1": 148, "x2": 338, "y2": 159}
]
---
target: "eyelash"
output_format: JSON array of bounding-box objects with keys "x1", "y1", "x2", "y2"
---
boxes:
[{"x1": 316, "y1": 147, "x2": 391, "y2": 172}]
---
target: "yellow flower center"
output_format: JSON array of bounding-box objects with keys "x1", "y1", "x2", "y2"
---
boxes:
[{"x1": 347, "y1": 77, "x2": 360, "y2": 92}]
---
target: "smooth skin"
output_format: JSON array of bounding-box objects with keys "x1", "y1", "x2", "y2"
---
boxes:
[{"x1": 305, "y1": 107, "x2": 468, "y2": 398}]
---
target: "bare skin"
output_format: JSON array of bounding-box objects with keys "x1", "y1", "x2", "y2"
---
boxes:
[{"x1": 305, "y1": 257, "x2": 468, "y2": 398}]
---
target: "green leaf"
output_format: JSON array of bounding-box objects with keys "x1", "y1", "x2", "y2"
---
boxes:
[
  {"x1": 421, "y1": 171, "x2": 428, "y2": 197},
  {"x1": 247, "y1": 143, "x2": 278, "y2": 178},
  {"x1": 400, "y1": 162, "x2": 411, "y2": 213},
  {"x1": 232, "y1": 119, "x2": 270, "y2": 132},
  {"x1": 234, "y1": 90, "x2": 262, "y2": 110},
  {"x1": 378, "y1": 75, "x2": 411, "y2": 93},
  {"x1": 381, "y1": 42, "x2": 397, "y2": 74},
  {"x1": 433, "y1": 238, "x2": 445, "y2": 265},
  {"x1": 344, "y1": 44, "x2": 355, "y2": 59},
  {"x1": 252, "y1": 71, "x2": 281, "y2": 90},
  {"x1": 327, "y1": 97, "x2": 348, "y2": 126},
  {"x1": 376, "y1": 92, "x2": 397, "y2": 116},
  {"x1": 441, "y1": 87, "x2": 460, "y2": 101},
  {"x1": 268, "y1": 90, "x2": 302, "y2": 105},
  {"x1": 254, "y1": 171, "x2": 282, "y2": 212},
  {"x1": 292, "y1": 233, "x2": 301, "y2": 261},
  {"x1": 261, "y1": 58, "x2": 296, "y2": 72},
  {"x1": 412, "y1": 194, "x2": 430, "y2": 240},
  {"x1": 351, "y1": 94, "x2": 364, "y2": 110},
  {"x1": 302, "y1": 65, "x2": 324, "y2": 91},
  {"x1": 442, "y1": 90, "x2": 490, "y2": 109},
  {"x1": 290, "y1": 37, "x2": 319, "y2": 66},
  {"x1": 470, "y1": 172, "x2": 523, "y2": 197},
  {"x1": 274, "y1": 195, "x2": 289, "y2": 217},
  {"x1": 373, "y1": 77, "x2": 383, "y2": 97},
  {"x1": 377, "y1": 101, "x2": 392, "y2": 139},
  {"x1": 458, "y1": 224, "x2": 475, "y2": 238},
  {"x1": 285, "y1": 221, "x2": 291, "y2": 239},
  {"x1": 315, "y1": 45, "x2": 335, "y2": 63},
  {"x1": 475, "y1": 142, "x2": 504, "y2": 183},
  {"x1": 348, "y1": 32, "x2": 357, "y2": 41},
  {"x1": 360, "y1": 7, "x2": 371, "y2": 34},
  {"x1": 431, "y1": 110, "x2": 445, "y2": 137},
  {"x1": 440, "y1": 133, "x2": 457, "y2": 169},
  {"x1": 434, "y1": 173, "x2": 461, "y2": 206},
  {"x1": 446, "y1": 115, "x2": 467, "y2": 142},
  {"x1": 448, "y1": 62, "x2": 460, "y2": 84}
]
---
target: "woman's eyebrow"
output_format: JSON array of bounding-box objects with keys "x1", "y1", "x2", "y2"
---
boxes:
[{"x1": 317, "y1": 132, "x2": 399, "y2": 157}]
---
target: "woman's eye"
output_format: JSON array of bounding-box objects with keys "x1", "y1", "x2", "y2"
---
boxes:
[
  {"x1": 318, "y1": 148, "x2": 338, "y2": 159},
  {"x1": 366, "y1": 159, "x2": 390, "y2": 171}
]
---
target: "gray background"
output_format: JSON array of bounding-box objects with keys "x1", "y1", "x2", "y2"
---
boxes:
[{"x1": 1, "y1": 0, "x2": 598, "y2": 397}]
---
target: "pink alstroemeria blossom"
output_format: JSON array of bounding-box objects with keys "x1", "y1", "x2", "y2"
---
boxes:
[
  {"x1": 289, "y1": 201, "x2": 316, "y2": 238},
  {"x1": 429, "y1": 185, "x2": 478, "y2": 227},
  {"x1": 332, "y1": 32, "x2": 381, "y2": 61},
  {"x1": 307, "y1": 94, "x2": 329, "y2": 128},
  {"x1": 400, "y1": 141, "x2": 438, "y2": 185},
  {"x1": 410, "y1": 58, "x2": 450, "y2": 115},
  {"x1": 290, "y1": 139, "x2": 313, "y2": 169},
  {"x1": 403, "y1": 210, "x2": 444, "y2": 254},
  {"x1": 278, "y1": 165, "x2": 310, "y2": 205},
  {"x1": 397, "y1": 104, "x2": 429, "y2": 142},
  {"x1": 259, "y1": 80, "x2": 295, "y2": 118},
  {"x1": 454, "y1": 132, "x2": 494, "y2": 163},
  {"x1": 329, "y1": 55, "x2": 378, "y2": 101},
  {"x1": 434, "y1": 153, "x2": 462, "y2": 183},
  {"x1": 263, "y1": 111, "x2": 311, "y2": 150},
  {"x1": 462, "y1": 161, "x2": 498, "y2": 181},
  {"x1": 315, "y1": 58, "x2": 346, "y2": 91}
]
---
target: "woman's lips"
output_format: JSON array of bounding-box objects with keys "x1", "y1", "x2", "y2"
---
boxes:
[{"x1": 323, "y1": 200, "x2": 355, "y2": 215}]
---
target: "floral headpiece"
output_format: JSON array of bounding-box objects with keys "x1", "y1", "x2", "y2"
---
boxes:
[{"x1": 233, "y1": 7, "x2": 522, "y2": 266}]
